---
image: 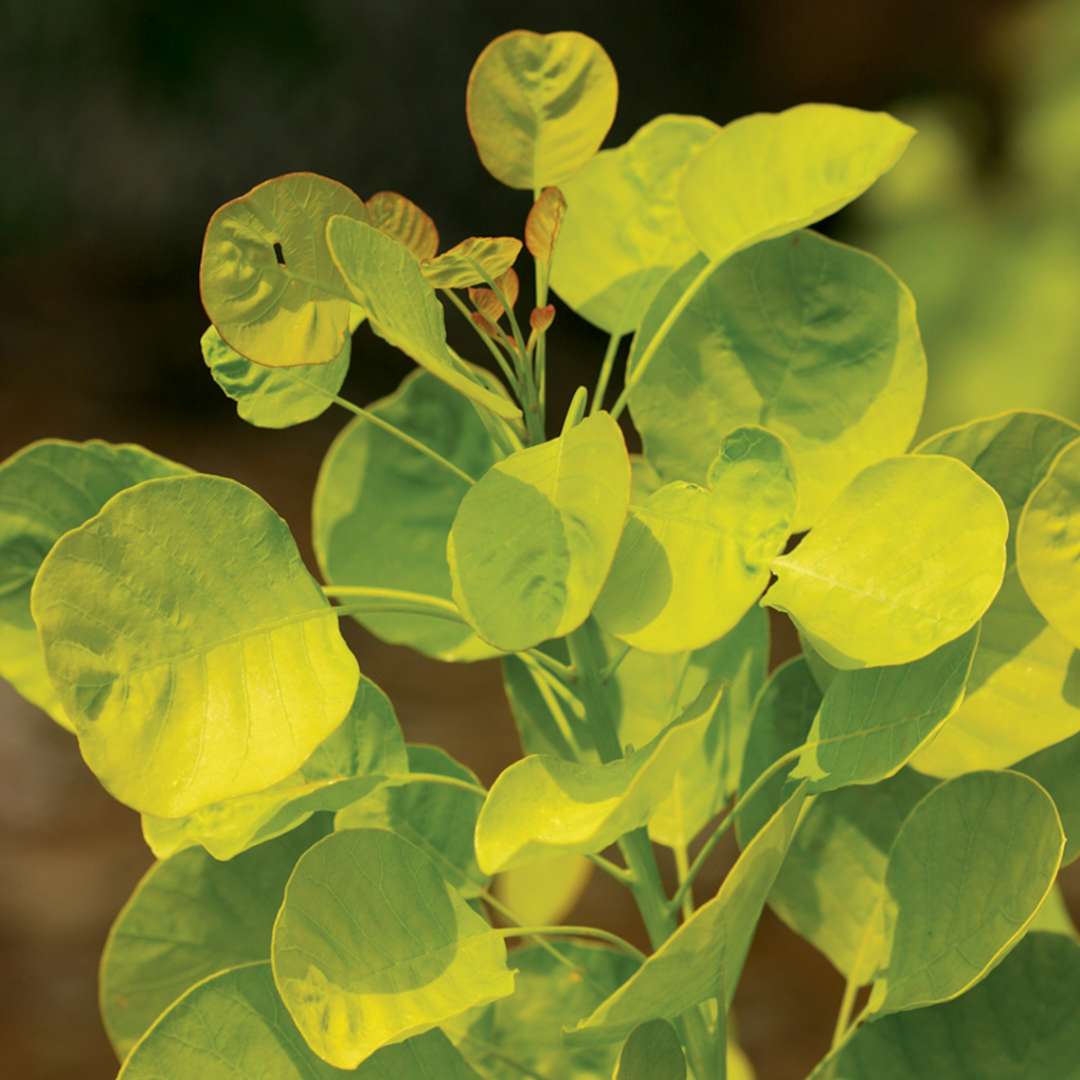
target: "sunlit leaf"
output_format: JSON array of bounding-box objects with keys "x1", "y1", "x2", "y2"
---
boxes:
[
  {"x1": 272, "y1": 828, "x2": 513, "y2": 1068},
  {"x1": 525, "y1": 185, "x2": 567, "y2": 266},
  {"x1": 495, "y1": 854, "x2": 593, "y2": 927},
  {"x1": 615, "y1": 1019, "x2": 686, "y2": 1080},
  {"x1": 141, "y1": 677, "x2": 405, "y2": 860},
  {"x1": 326, "y1": 215, "x2": 520, "y2": 419},
  {"x1": 366, "y1": 190, "x2": 439, "y2": 260},
  {"x1": 32, "y1": 475, "x2": 359, "y2": 817},
  {"x1": 101, "y1": 817, "x2": 328, "y2": 1058},
  {"x1": 448, "y1": 413, "x2": 630, "y2": 651},
  {"x1": 422, "y1": 236, "x2": 523, "y2": 289},
  {"x1": 552, "y1": 114, "x2": 718, "y2": 334},
  {"x1": 679, "y1": 105, "x2": 914, "y2": 263},
  {"x1": 313, "y1": 370, "x2": 500, "y2": 661},
  {"x1": 766, "y1": 456, "x2": 1007, "y2": 668},
  {"x1": 595, "y1": 426, "x2": 796, "y2": 653},
  {"x1": 0, "y1": 439, "x2": 185, "y2": 730},
  {"x1": 200, "y1": 172, "x2": 367, "y2": 367},
  {"x1": 466, "y1": 30, "x2": 618, "y2": 189},
  {"x1": 628, "y1": 232, "x2": 927, "y2": 528}
]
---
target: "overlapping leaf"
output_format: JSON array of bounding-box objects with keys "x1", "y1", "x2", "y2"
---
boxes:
[
  {"x1": 494, "y1": 854, "x2": 593, "y2": 927},
  {"x1": 615, "y1": 1019, "x2": 686, "y2": 1080},
  {"x1": 422, "y1": 236, "x2": 522, "y2": 289},
  {"x1": 366, "y1": 190, "x2": 439, "y2": 260},
  {"x1": 525, "y1": 186, "x2": 567, "y2": 267}
]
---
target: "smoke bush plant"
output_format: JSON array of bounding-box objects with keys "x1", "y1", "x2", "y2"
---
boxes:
[{"x1": 3, "y1": 28, "x2": 1080, "y2": 1080}]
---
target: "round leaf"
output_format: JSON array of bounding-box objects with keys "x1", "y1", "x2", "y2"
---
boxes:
[
  {"x1": 421, "y1": 236, "x2": 522, "y2": 289},
  {"x1": 32, "y1": 474, "x2": 360, "y2": 817},
  {"x1": 494, "y1": 854, "x2": 593, "y2": 928},
  {"x1": 615, "y1": 1019, "x2": 686, "y2": 1080},
  {"x1": 366, "y1": 190, "x2": 439, "y2": 260}
]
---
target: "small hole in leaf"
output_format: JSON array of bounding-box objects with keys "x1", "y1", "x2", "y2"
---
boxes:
[{"x1": 273, "y1": 242, "x2": 286, "y2": 266}]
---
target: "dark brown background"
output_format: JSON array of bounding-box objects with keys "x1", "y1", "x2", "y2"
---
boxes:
[{"x1": 2, "y1": 2, "x2": 1077, "y2": 1077}]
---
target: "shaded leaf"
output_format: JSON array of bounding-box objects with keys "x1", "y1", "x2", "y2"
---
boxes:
[
  {"x1": 525, "y1": 185, "x2": 567, "y2": 266},
  {"x1": 615, "y1": 1019, "x2": 686, "y2": 1080},
  {"x1": 422, "y1": 236, "x2": 523, "y2": 289},
  {"x1": 366, "y1": 190, "x2": 439, "y2": 260},
  {"x1": 469, "y1": 268, "x2": 520, "y2": 322},
  {"x1": 1013, "y1": 729, "x2": 1080, "y2": 865}
]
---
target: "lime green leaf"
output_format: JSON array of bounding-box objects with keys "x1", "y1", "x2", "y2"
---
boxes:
[
  {"x1": 141, "y1": 677, "x2": 405, "y2": 860},
  {"x1": 422, "y1": 236, "x2": 522, "y2": 289},
  {"x1": 873, "y1": 771, "x2": 1064, "y2": 1015},
  {"x1": 615, "y1": 1019, "x2": 686, "y2": 1080},
  {"x1": 1031, "y1": 884, "x2": 1078, "y2": 939},
  {"x1": 495, "y1": 854, "x2": 593, "y2": 927},
  {"x1": 1017, "y1": 436, "x2": 1080, "y2": 647},
  {"x1": 766, "y1": 456, "x2": 1007, "y2": 669},
  {"x1": 200, "y1": 172, "x2": 367, "y2": 367},
  {"x1": 569, "y1": 788, "x2": 805, "y2": 1047},
  {"x1": 466, "y1": 30, "x2": 618, "y2": 190},
  {"x1": 313, "y1": 370, "x2": 500, "y2": 661},
  {"x1": 595, "y1": 426, "x2": 796, "y2": 653},
  {"x1": 552, "y1": 114, "x2": 718, "y2": 334},
  {"x1": 32, "y1": 474, "x2": 360, "y2": 817},
  {"x1": 102, "y1": 817, "x2": 328, "y2": 1058},
  {"x1": 1014, "y1": 730, "x2": 1080, "y2": 865},
  {"x1": 325, "y1": 215, "x2": 520, "y2": 420},
  {"x1": 0, "y1": 439, "x2": 185, "y2": 730},
  {"x1": 448, "y1": 413, "x2": 630, "y2": 651},
  {"x1": 793, "y1": 625, "x2": 980, "y2": 792},
  {"x1": 366, "y1": 190, "x2": 440, "y2": 260},
  {"x1": 201, "y1": 324, "x2": 350, "y2": 428},
  {"x1": 336, "y1": 744, "x2": 488, "y2": 896},
  {"x1": 475, "y1": 694, "x2": 714, "y2": 874},
  {"x1": 525, "y1": 186, "x2": 567, "y2": 267},
  {"x1": 812, "y1": 933, "x2": 1080, "y2": 1079},
  {"x1": 628, "y1": 232, "x2": 927, "y2": 528},
  {"x1": 272, "y1": 828, "x2": 513, "y2": 1068},
  {"x1": 679, "y1": 105, "x2": 914, "y2": 263}
]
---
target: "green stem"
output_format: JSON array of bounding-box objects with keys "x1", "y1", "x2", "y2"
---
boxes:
[
  {"x1": 443, "y1": 287, "x2": 522, "y2": 394},
  {"x1": 400, "y1": 771, "x2": 486, "y2": 797},
  {"x1": 831, "y1": 971, "x2": 860, "y2": 1051},
  {"x1": 460, "y1": 1030, "x2": 551, "y2": 1080},
  {"x1": 588, "y1": 852, "x2": 636, "y2": 886},
  {"x1": 591, "y1": 333, "x2": 623, "y2": 416},
  {"x1": 497, "y1": 924, "x2": 646, "y2": 963},
  {"x1": 523, "y1": 648, "x2": 576, "y2": 683},
  {"x1": 321, "y1": 585, "x2": 464, "y2": 623},
  {"x1": 681, "y1": 1007, "x2": 720, "y2": 1080}
]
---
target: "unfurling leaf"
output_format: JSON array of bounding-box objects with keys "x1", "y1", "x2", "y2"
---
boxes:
[
  {"x1": 421, "y1": 235, "x2": 523, "y2": 288},
  {"x1": 468, "y1": 267, "x2": 520, "y2": 321},
  {"x1": 530, "y1": 304, "x2": 556, "y2": 332},
  {"x1": 525, "y1": 185, "x2": 567, "y2": 265},
  {"x1": 365, "y1": 189, "x2": 439, "y2": 260}
]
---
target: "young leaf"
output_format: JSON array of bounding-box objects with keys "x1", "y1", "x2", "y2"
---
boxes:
[
  {"x1": 468, "y1": 268, "x2": 520, "y2": 322},
  {"x1": 813, "y1": 933, "x2": 1080, "y2": 1078},
  {"x1": 272, "y1": 828, "x2": 514, "y2": 1068},
  {"x1": 365, "y1": 190, "x2": 440, "y2": 260},
  {"x1": 1017, "y1": 436, "x2": 1080, "y2": 647},
  {"x1": 524, "y1": 185, "x2": 567, "y2": 266},
  {"x1": 615, "y1": 1019, "x2": 687, "y2": 1080},
  {"x1": 494, "y1": 854, "x2": 593, "y2": 927},
  {"x1": 448, "y1": 413, "x2": 630, "y2": 651},
  {"x1": 32, "y1": 474, "x2": 360, "y2": 817},
  {"x1": 568, "y1": 787, "x2": 806, "y2": 1047},
  {"x1": 552, "y1": 114, "x2": 719, "y2": 334},
  {"x1": 201, "y1": 324, "x2": 350, "y2": 428},
  {"x1": 141, "y1": 677, "x2": 406, "y2": 860},
  {"x1": 872, "y1": 771, "x2": 1064, "y2": 1015},
  {"x1": 200, "y1": 172, "x2": 367, "y2": 367},
  {"x1": 421, "y1": 235, "x2": 522, "y2": 288},
  {"x1": 679, "y1": 104, "x2": 914, "y2": 263},
  {"x1": 0, "y1": 438, "x2": 185, "y2": 730},
  {"x1": 594, "y1": 425, "x2": 797, "y2": 653},
  {"x1": 474, "y1": 698, "x2": 713, "y2": 874},
  {"x1": 312, "y1": 370, "x2": 500, "y2": 661},
  {"x1": 466, "y1": 30, "x2": 618, "y2": 189},
  {"x1": 628, "y1": 231, "x2": 927, "y2": 528},
  {"x1": 766, "y1": 456, "x2": 1007, "y2": 669},
  {"x1": 118, "y1": 963, "x2": 481, "y2": 1079},
  {"x1": 325, "y1": 215, "x2": 520, "y2": 419},
  {"x1": 101, "y1": 817, "x2": 328, "y2": 1058}
]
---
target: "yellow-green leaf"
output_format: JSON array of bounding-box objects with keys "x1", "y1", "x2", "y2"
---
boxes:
[
  {"x1": 494, "y1": 854, "x2": 593, "y2": 927},
  {"x1": 366, "y1": 189, "x2": 439, "y2": 260},
  {"x1": 422, "y1": 236, "x2": 523, "y2": 289}
]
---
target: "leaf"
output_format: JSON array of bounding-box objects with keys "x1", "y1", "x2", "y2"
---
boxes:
[
  {"x1": 200, "y1": 172, "x2": 367, "y2": 367},
  {"x1": 448, "y1": 413, "x2": 630, "y2": 651},
  {"x1": 272, "y1": 828, "x2": 514, "y2": 1068},
  {"x1": 201, "y1": 324, "x2": 350, "y2": 428},
  {"x1": 568, "y1": 788, "x2": 806, "y2": 1047},
  {"x1": 525, "y1": 185, "x2": 567, "y2": 266},
  {"x1": 812, "y1": 933, "x2": 1080, "y2": 1079},
  {"x1": 792, "y1": 625, "x2": 980, "y2": 792},
  {"x1": 336, "y1": 744, "x2": 488, "y2": 896},
  {"x1": 551, "y1": 114, "x2": 719, "y2": 334},
  {"x1": 118, "y1": 963, "x2": 481, "y2": 1079},
  {"x1": 501, "y1": 648, "x2": 586, "y2": 761},
  {"x1": 475, "y1": 693, "x2": 714, "y2": 874},
  {"x1": 469, "y1": 268, "x2": 520, "y2": 322},
  {"x1": 495, "y1": 854, "x2": 593, "y2": 927},
  {"x1": 627, "y1": 231, "x2": 927, "y2": 529},
  {"x1": 466, "y1": 30, "x2": 618, "y2": 190},
  {"x1": 615, "y1": 1019, "x2": 686, "y2": 1080},
  {"x1": 909, "y1": 411, "x2": 1080, "y2": 773},
  {"x1": 32, "y1": 474, "x2": 360, "y2": 817},
  {"x1": 679, "y1": 104, "x2": 914, "y2": 263},
  {"x1": 325, "y1": 215, "x2": 520, "y2": 419},
  {"x1": 422, "y1": 236, "x2": 523, "y2": 288},
  {"x1": 0, "y1": 438, "x2": 185, "y2": 730},
  {"x1": 594, "y1": 425, "x2": 797, "y2": 653},
  {"x1": 1017, "y1": 436, "x2": 1080, "y2": 647},
  {"x1": 766, "y1": 455, "x2": 1007, "y2": 669},
  {"x1": 141, "y1": 677, "x2": 406, "y2": 860},
  {"x1": 872, "y1": 771, "x2": 1064, "y2": 1015},
  {"x1": 101, "y1": 817, "x2": 328, "y2": 1058},
  {"x1": 1031, "y1": 884, "x2": 1078, "y2": 939},
  {"x1": 1013, "y1": 729, "x2": 1080, "y2": 865},
  {"x1": 366, "y1": 190, "x2": 440, "y2": 260},
  {"x1": 313, "y1": 370, "x2": 500, "y2": 661}
]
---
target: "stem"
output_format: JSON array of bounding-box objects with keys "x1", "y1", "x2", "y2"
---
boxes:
[
  {"x1": 497, "y1": 924, "x2": 646, "y2": 963},
  {"x1": 831, "y1": 972, "x2": 860, "y2": 1051},
  {"x1": 399, "y1": 771, "x2": 486, "y2": 797},
  {"x1": 444, "y1": 288, "x2": 521, "y2": 391},
  {"x1": 460, "y1": 1031, "x2": 551, "y2": 1080},
  {"x1": 681, "y1": 1007, "x2": 720, "y2": 1080},
  {"x1": 672, "y1": 778, "x2": 696, "y2": 921},
  {"x1": 599, "y1": 641, "x2": 631, "y2": 683},
  {"x1": 523, "y1": 648, "x2": 576, "y2": 683},
  {"x1": 321, "y1": 585, "x2": 465, "y2": 623},
  {"x1": 591, "y1": 333, "x2": 623, "y2": 416},
  {"x1": 588, "y1": 852, "x2": 636, "y2": 886}
]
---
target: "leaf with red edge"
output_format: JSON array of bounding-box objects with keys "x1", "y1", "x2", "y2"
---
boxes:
[
  {"x1": 422, "y1": 237, "x2": 523, "y2": 288},
  {"x1": 530, "y1": 305, "x2": 556, "y2": 333},
  {"x1": 525, "y1": 186, "x2": 567, "y2": 266},
  {"x1": 469, "y1": 269, "x2": 520, "y2": 321},
  {"x1": 366, "y1": 191, "x2": 439, "y2": 260}
]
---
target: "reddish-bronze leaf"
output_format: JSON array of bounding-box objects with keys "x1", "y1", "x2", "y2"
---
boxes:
[
  {"x1": 525, "y1": 186, "x2": 567, "y2": 266},
  {"x1": 365, "y1": 191, "x2": 439, "y2": 261}
]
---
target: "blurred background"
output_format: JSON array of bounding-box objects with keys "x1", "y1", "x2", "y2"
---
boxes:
[{"x1": 2, "y1": 1, "x2": 1079, "y2": 1076}]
